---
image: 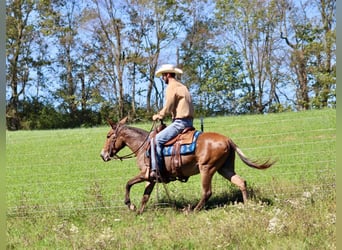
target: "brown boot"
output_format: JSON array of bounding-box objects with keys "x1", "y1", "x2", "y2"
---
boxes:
[{"x1": 150, "y1": 170, "x2": 158, "y2": 179}]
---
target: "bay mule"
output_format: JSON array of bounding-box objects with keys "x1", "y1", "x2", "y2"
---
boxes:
[{"x1": 100, "y1": 117, "x2": 275, "y2": 214}]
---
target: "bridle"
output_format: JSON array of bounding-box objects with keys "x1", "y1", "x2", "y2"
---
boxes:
[{"x1": 109, "y1": 121, "x2": 157, "y2": 161}]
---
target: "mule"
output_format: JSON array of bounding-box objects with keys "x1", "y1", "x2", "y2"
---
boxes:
[{"x1": 100, "y1": 117, "x2": 275, "y2": 214}]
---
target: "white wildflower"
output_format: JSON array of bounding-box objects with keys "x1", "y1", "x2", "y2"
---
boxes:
[
  {"x1": 268, "y1": 216, "x2": 280, "y2": 234},
  {"x1": 268, "y1": 208, "x2": 286, "y2": 234},
  {"x1": 302, "y1": 191, "x2": 312, "y2": 199},
  {"x1": 326, "y1": 213, "x2": 336, "y2": 225},
  {"x1": 95, "y1": 227, "x2": 115, "y2": 245},
  {"x1": 69, "y1": 223, "x2": 79, "y2": 234}
]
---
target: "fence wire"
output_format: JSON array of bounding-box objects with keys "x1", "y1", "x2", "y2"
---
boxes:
[{"x1": 6, "y1": 110, "x2": 336, "y2": 217}]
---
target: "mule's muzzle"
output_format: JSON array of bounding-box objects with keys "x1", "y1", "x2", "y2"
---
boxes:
[{"x1": 100, "y1": 150, "x2": 111, "y2": 162}]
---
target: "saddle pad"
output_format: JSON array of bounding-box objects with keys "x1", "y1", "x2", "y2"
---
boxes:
[{"x1": 163, "y1": 130, "x2": 202, "y2": 156}]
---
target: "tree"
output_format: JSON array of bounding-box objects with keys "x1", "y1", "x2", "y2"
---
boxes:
[
  {"x1": 215, "y1": 0, "x2": 284, "y2": 114},
  {"x1": 49, "y1": 0, "x2": 80, "y2": 124},
  {"x1": 179, "y1": 16, "x2": 232, "y2": 115},
  {"x1": 178, "y1": 0, "x2": 228, "y2": 115},
  {"x1": 6, "y1": 0, "x2": 35, "y2": 130},
  {"x1": 125, "y1": 0, "x2": 185, "y2": 114},
  {"x1": 45, "y1": 0, "x2": 101, "y2": 126},
  {"x1": 310, "y1": 0, "x2": 336, "y2": 108},
  {"x1": 79, "y1": 0, "x2": 128, "y2": 119},
  {"x1": 279, "y1": 1, "x2": 311, "y2": 110},
  {"x1": 278, "y1": 0, "x2": 335, "y2": 110}
]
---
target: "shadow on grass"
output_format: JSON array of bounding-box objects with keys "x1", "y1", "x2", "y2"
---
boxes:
[{"x1": 154, "y1": 186, "x2": 274, "y2": 211}]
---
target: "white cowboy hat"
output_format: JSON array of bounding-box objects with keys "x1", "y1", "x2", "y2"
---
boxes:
[{"x1": 155, "y1": 64, "x2": 183, "y2": 77}]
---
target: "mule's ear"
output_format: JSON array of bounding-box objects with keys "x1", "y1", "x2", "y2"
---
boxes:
[
  {"x1": 107, "y1": 119, "x2": 115, "y2": 128},
  {"x1": 119, "y1": 116, "x2": 128, "y2": 125}
]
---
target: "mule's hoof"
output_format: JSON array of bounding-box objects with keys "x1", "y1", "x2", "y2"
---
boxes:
[
  {"x1": 129, "y1": 204, "x2": 136, "y2": 211},
  {"x1": 182, "y1": 204, "x2": 192, "y2": 215},
  {"x1": 136, "y1": 209, "x2": 144, "y2": 215}
]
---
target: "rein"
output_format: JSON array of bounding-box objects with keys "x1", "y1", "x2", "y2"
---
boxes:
[{"x1": 112, "y1": 121, "x2": 156, "y2": 161}]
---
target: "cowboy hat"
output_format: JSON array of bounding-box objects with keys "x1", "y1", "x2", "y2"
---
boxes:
[{"x1": 155, "y1": 64, "x2": 183, "y2": 77}]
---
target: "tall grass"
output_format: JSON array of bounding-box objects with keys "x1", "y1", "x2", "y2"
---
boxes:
[{"x1": 6, "y1": 109, "x2": 336, "y2": 249}]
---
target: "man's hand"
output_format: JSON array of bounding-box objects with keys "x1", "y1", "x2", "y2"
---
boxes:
[{"x1": 152, "y1": 114, "x2": 162, "y2": 121}]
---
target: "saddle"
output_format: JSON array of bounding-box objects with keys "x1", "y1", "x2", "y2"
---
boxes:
[
  {"x1": 164, "y1": 127, "x2": 196, "y2": 146},
  {"x1": 147, "y1": 125, "x2": 199, "y2": 182},
  {"x1": 167, "y1": 127, "x2": 196, "y2": 180}
]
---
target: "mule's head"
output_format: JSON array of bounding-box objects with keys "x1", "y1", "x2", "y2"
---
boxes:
[{"x1": 100, "y1": 117, "x2": 128, "y2": 162}]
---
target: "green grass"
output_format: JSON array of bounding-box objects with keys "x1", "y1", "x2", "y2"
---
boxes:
[{"x1": 6, "y1": 109, "x2": 336, "y2": 249}]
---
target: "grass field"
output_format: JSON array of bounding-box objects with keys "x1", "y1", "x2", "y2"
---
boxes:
[{"x1": 6, "y1": 109, "x2": 336, "y2": 249}]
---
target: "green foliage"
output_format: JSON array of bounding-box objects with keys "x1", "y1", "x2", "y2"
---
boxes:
[
  {"x1": 17, "y1": 98, "x2": 101, "y2": 129},
  {"x1": 18, "y1": 98, "x2": 64, "y2": 129}
]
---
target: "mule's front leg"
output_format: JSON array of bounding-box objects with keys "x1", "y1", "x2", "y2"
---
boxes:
[
  {"x1": 194, "y1": 170, "x2": 213, "y2": 211},
  {"x1": 137, "y1": 181, "x2": 156, "y2": 214},
  {"x1": 125, "y1": 174, "x2": 146, "y2": 211}
]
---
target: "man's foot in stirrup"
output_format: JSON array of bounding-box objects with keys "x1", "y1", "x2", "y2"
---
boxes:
[{"x1": 150, "y1": 170, "x2": 158, "y2": 179}]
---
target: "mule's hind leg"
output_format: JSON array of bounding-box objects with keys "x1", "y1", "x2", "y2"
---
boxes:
[
  {"x1": 231, "y1": 175, "x2": 247, "y2": 203},
  {"x1": 218, "y1": 148, "x2": 248, "y2": 203},
  {"x1": 218, "y1": 167, "x2": 248, "y2": 203}
]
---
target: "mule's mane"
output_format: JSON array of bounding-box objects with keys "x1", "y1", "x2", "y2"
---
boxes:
[{"x1": 123, "y1": 125, "x2": 149, "y2": 139}]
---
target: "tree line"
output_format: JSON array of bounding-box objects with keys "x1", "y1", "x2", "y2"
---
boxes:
[{"x1": 6, "y1": 0, "x2": 336, "y2": 130}]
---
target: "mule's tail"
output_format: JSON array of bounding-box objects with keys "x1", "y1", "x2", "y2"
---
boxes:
[{"x1": 228, "y1": 138, "x2": 275, "y2": 169}]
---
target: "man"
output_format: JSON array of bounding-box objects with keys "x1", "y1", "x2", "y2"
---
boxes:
[{"x1": 150, "y1": 64, "x2": 195, "y2": 179}]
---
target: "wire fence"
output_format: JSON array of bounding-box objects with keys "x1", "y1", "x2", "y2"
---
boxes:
[{"x1": 6, "y1": 110, "x2": 336, "y2": 217}]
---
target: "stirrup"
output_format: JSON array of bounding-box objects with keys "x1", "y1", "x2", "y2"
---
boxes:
[{"x1": 150, "y1": 170, "x2": 158, "y2": 179}]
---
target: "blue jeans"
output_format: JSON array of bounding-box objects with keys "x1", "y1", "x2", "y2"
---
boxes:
[{"x1": 151, "y1": 119, "x2": 193, "y2": 171}]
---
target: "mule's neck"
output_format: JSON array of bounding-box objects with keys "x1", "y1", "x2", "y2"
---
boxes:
[{"x1": 122, "y1": 126, "x2": 149, "y2": 154}]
